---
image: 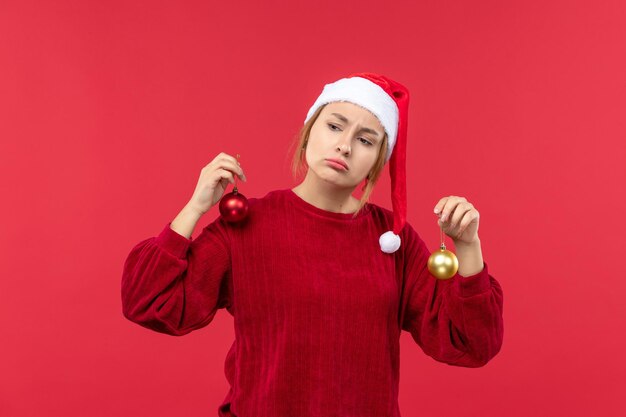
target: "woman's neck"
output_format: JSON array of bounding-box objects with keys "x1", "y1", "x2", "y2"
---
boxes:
[{"x1": 291, "y1": 181, "x2": 360, "y2": 214}]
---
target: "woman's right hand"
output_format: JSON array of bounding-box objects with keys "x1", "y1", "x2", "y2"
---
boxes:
[{"x1": 186, "y1": 152, "x2": 247, "y2": 216}]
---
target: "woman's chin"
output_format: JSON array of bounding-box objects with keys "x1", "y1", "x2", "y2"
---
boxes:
[{"x1": 320, "y1": 173, "x2": 360, "y2": 188}]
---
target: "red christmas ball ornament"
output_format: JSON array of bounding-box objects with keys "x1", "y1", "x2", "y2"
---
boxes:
[{"x1": 219, "y1": 185, "x2": 249, "y2": 223}]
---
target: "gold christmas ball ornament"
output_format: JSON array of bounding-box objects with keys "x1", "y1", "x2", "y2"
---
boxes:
[
  {"x1": 427, "y1": 216, "x2": 459, "y2": 280},
  {"x1": 427, "y1": 243, "x2": 459, "y2": 280}
]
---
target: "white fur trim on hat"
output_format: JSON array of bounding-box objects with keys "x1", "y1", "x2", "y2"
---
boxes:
[
  {"x1": 379, "y1": 230, "x2": 401, "y2": 253},
  {"x1": 304, "y1": 76, "x2": 399, "y2": 163}
]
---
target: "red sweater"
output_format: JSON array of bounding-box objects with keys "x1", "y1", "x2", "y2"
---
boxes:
[{"x1": 121, "y1": 188, "x2": 504, "y2": 417}]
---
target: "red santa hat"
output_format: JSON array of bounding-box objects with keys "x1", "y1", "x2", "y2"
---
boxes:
[{"x1": 304, "y1": 72, "x2": 410, "y2": 254}]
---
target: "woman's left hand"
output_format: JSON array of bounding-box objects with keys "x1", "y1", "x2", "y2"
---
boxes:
[{"x1": 433, "y1": 195, "x2": 480, "y2": 245}]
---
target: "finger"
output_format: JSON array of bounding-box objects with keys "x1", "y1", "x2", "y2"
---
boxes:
[
  {"x1": 221, "y1": 153, "x2": 241, "y2": 166},
  {"x1": 207, "y1": 153, "x2": 240, "y2": 172},
  {"x1": 217, "y1": 168, "x2": 236, "y2": 185},
  {"x1": 457, "y1": 210, "x2": 479, "y2": 238},
  {"x1": 433, "y1": 196, "x2": 450, "y2": 215},
  {"x1": 450, "y1": 202, "x2": 473, "y2": 228},
  {"x1": 219, "y1": 177, "x2": 230, "y2": 190},
  {"x1": 216, "y1": 153, "x2": 244, "y2": 170},
  {"x1": 212, "y1": 152, "x2": 234, "y2": 168},
  {"x1": 218, "y1": 159, "x2": 247, "y2": 182},
  {"x1": 438, "y1": 214, "x2": 456, "y2": 231},
  {"x1": 440, "y1": 196, "x2": 462, "y2": 222}
]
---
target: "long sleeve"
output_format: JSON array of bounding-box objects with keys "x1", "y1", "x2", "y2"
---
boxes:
[
  {"x1": 121, "y1": 214, "x2": 233, "y2": 336},
  {"x1": 399, "y1": 223, "x2": 504, "y2": 367}
]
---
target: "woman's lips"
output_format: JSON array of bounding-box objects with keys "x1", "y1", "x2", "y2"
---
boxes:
[{"x1": 325, "y1": 159, "x2": 348, "y2": 171}]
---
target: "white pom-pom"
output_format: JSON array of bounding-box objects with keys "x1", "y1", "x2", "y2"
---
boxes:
[{"x1": 379, "y1": 230, "x2": 401, "y2": 253}]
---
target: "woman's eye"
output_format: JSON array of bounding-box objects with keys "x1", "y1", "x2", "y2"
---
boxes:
[{"x1": 328, "y1": 123, "x2": 372, "y2": 145}]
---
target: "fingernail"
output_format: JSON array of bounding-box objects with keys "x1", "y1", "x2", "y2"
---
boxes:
[{"x1": 434, "y1": 208, "x2": 439, "y2": 214}]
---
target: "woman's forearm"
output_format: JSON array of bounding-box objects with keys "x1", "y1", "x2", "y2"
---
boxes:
[
  {"x1": 170, "y1": 204, "x2": 203, "y2": 239},
  {"x1": 454, "y1": 237, "x2": 484, "y2": 277}
]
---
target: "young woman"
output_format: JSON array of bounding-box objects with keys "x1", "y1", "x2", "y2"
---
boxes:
[{"x1": 121, "y1": 72, "x2": 504, "y2": 417}]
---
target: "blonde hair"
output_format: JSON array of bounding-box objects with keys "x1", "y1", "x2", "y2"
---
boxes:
[{"x1": 288, "y1": 103, "x2": 388, "y2": 219}]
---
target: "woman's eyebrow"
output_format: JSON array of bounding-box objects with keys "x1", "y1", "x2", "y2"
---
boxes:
[{"x1": 330, "y1": 113, "x2": 380, "y2": 138}]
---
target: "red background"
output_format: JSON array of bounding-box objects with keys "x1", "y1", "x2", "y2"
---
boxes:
[{"x1": 1, "y1": 0, "x2": 625, "y2": 416}]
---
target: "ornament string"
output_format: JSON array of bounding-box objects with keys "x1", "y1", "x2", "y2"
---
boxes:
[
  {"x1": 234, "y1": 153, "x2": 240, "y2": 191},
  {"x1": 439, "y1": 217, "x2": 446, "y2": 250}
]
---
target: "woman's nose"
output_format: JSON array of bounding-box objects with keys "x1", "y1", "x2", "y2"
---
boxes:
[
  {"x1": 337, "y1": 143, "x2": 351, "y2": 153},
  {"x1": 336, "y1": 134, "x2": 351, "y2": 153}
]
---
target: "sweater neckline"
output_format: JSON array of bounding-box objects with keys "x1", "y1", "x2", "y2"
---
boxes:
[{"x1": 284, "y1": 188, "x2": 371, "y2": 220}]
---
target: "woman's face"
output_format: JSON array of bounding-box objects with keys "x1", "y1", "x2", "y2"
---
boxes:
[{"x1": 306, "y1": 101, "x2": 385, "y2": 188}]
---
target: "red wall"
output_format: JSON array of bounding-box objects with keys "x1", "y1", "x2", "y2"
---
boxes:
[{"x1": 1, "y1": 0, "x2": 624, "y2": 416}]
